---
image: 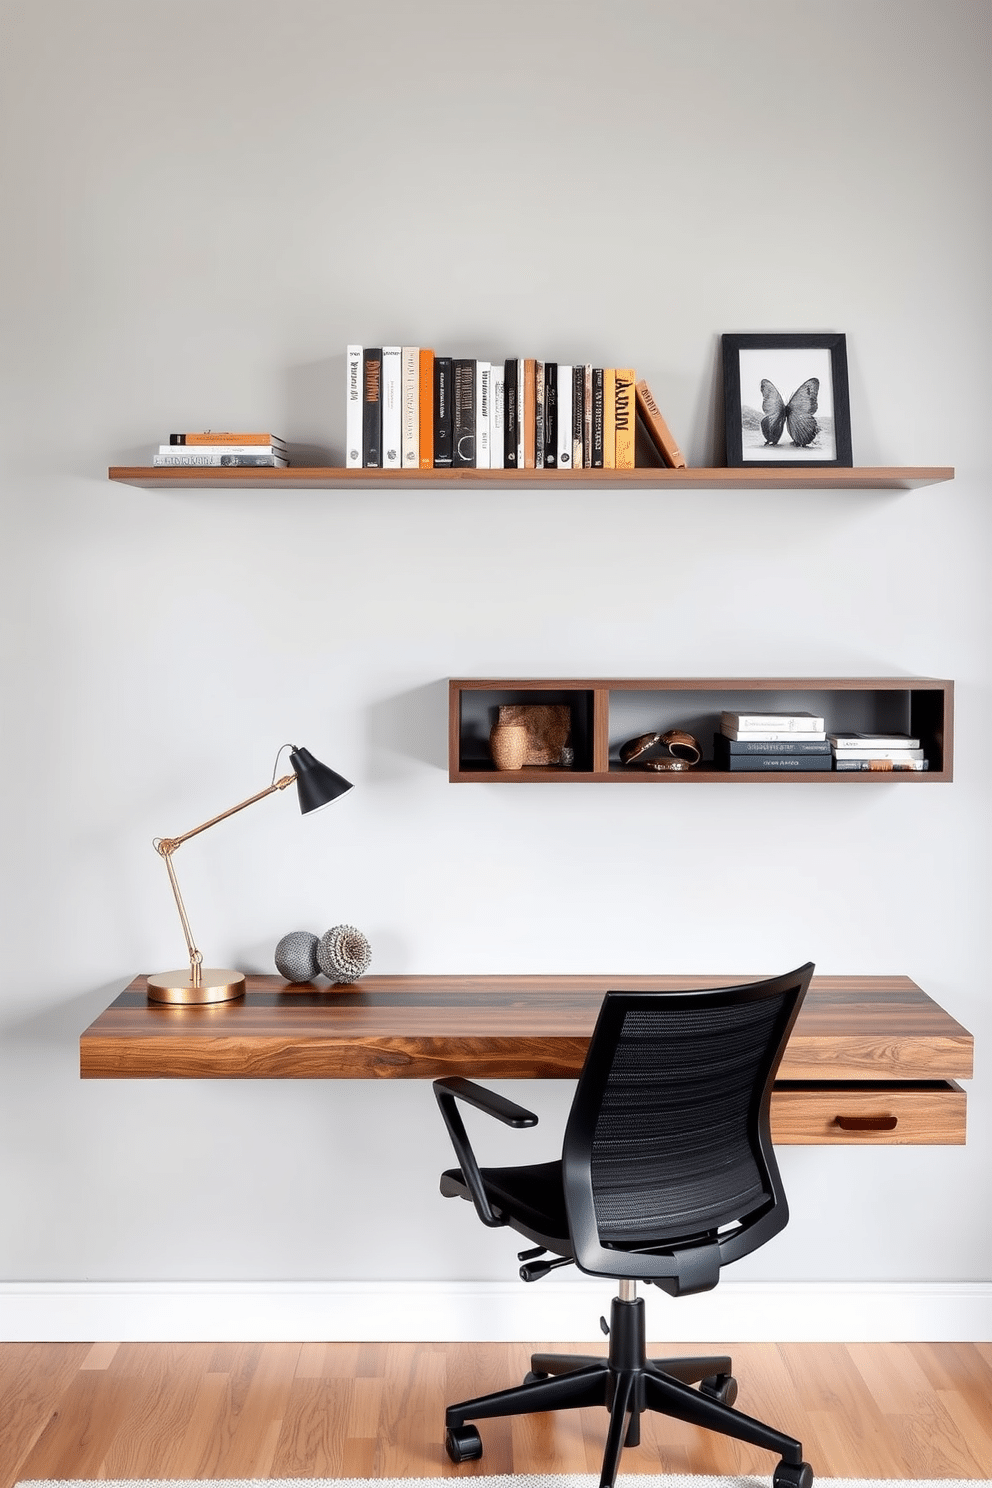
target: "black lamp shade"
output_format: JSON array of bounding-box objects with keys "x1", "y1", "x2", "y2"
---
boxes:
[{"x1": 289, "y1": 746, "x2": 353, "y2": 814}]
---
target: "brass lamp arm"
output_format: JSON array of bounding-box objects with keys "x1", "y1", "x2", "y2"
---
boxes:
[
  {"x1": 152, "y1": 772, "x2": 297, "y2": 990},
  {"x1": 155, "y1": 773, "x2": 297, "y2": 856}
]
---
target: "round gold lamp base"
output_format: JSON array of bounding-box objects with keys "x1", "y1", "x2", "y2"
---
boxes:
[{"x1": 146, "y1": 969, "x2": 247, "y2": 1005}]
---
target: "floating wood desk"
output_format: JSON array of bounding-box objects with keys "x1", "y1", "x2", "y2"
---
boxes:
[{"x1": 80, "y1": 973, "x2": 972, "y2": 1146}]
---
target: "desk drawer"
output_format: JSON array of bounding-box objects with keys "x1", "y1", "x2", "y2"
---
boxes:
[{"x1": 771, "y1": 1081, "x2": 966, "y2": 1145}]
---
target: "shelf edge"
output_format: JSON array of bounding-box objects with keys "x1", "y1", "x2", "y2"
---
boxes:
[{"x1": 108, "y1": 465, "x2": 955, "y2": 492}]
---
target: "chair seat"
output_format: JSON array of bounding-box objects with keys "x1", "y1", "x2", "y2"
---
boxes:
[{"x1": 442, "y1": 1159, "x2": 572, "y2": 1253}]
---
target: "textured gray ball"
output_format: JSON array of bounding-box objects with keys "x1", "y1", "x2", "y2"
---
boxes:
[
  {"x1": 317, "y1": 924, "x2": 372, "y2": 984},
  {"x1": 274, "y1": 930, "x2": 321, "y2": 983}
]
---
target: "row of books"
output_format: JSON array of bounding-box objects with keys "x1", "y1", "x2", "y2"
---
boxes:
[
  {"x1": 714, "y1": 713, "x2": 928, "y2": 772},
  {"x1": 346, "y1": 346, "x2": 685, "y2": 472},
  {"x1": 153, "y1": 432, "x2": 288, "y2": 467}
]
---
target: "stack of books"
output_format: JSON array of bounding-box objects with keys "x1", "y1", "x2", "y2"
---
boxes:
[
  {"x1": 345, "y1": 346, "x2": 686, "y2": 472},
  {"x1": 828, "y1": 733, "x2": 928, "y2": 771},
  {"x1": 713, "y1": 711, "x2": 831, "y2": 772},
  {"x1": 153, "y1": 433, "x2": 288, "y2": 468}
]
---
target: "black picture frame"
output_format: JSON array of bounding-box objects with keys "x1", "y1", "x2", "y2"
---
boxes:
[{"x1": 722, "y1": 332, "x2": 852, "y2": 468}]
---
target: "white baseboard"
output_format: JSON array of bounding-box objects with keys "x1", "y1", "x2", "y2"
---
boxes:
[{"x1": 1, "y1": 1279, "x2": 990, "y2": 1343}]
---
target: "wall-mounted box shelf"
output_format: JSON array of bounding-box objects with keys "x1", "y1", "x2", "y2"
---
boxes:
[
  {"x1": 108, "y1": 466, "x2": 954, "y2": 492},
  {"x1": 449, "y1": 678, "x2": 954, "y2": 783}
]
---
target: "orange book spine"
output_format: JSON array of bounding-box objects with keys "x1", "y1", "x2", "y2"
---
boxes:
[
  {"x1": 419, "y1": 350, "x2": 435, "y2": 468},
  {"x1": 634, "y1": 379, "x2": 687, "y2": 468},
  {"x1": 602, "y1": 369, "x2": 616, "y2": 469},
  {"x1": 523, "y1": 358, "x2": 536, "y2": 469},
  {"x1": 614, "y1": 368, "x2": 636, "y2": 469},
  {"x1": 171, "y1": 431, "x2": 281, "y2": 445}
]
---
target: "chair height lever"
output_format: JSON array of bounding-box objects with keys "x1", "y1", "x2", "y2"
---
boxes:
[{"x1": 519, "y1": 1254, "x2": 574, "y2": 1282}]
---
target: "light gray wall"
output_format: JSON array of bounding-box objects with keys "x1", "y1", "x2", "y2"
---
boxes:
[{"x1": 1, "y1": 0, "x2": 989, "y2": 1302}]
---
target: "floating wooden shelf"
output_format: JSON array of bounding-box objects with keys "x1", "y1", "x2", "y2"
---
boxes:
[
  {"x1": 108, "y1": 465, "x2": 954, "y2": 492},
  {"x1": 450, "y1": 677, "x2": 954, "y2": 783}
]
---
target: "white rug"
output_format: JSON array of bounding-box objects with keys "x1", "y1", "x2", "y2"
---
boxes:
[{"x1": 15, "y1": 1478, "x2": 988, "y2": 1488}]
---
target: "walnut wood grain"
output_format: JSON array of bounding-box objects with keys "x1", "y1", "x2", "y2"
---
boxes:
[
  {"x1": 79, "y1": 974, "x2": 974, "y2": 1092},
  {"x1": 107, "y1": 466, "x2": 954, "y2": 491},
  {"x1": 770, "y1": 1080, "x2": 967, "y2": 1144}
]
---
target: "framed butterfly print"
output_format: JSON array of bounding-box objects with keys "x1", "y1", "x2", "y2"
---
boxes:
[{"x1": 722, "y1": 332, "x2": 852, "y2": 467}]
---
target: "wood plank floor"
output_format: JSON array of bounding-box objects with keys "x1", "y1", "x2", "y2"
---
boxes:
[{"x1": 3, "y1": 1340, "x2": 992, "y2": 1485}]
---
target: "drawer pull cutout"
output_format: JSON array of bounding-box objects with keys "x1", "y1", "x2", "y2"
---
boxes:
[{"x1": 834, "y1": 1114, "x2": 898, "y2": 1131}]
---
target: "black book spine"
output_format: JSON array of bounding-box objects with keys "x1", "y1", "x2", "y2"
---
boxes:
[
  {"x1": 717, "y1": 750, "x2": 834, "y2": 772},
  {"x1": 572, "y1": 365, "x2": 584, "y2": 466},
  {"x1": 591, "y1": 368, "x2": 605, "y2": 468},
  {"x1": 362, "y1": 348, "x2": 383, "y2": 468},
  {"x1": 452, "y1": 358, "x2": 477, "y2": 467},
  {"x1": 503, "y1": 359, "x2": 518, "y2": 467},
  {"x1": 433, "y1": 356, "x2": 453, "y2": 467},
  {"x1": 543, "y1": 361, "x2": 557, "y2": 467}
]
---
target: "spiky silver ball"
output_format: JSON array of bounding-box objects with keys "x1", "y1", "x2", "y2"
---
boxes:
[
  {"x1": 274, "y1": 930, "x2": 320, "y2": 983},
  {"x1": 317, "y1": 924, "x2": 371, "y2": 984}
]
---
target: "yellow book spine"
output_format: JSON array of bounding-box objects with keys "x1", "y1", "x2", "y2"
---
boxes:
[{"x1": 614, "y1": 368, "x2": 636, "y2": 468}]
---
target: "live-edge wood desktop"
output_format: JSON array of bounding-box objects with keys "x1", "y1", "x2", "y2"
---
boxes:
[{"x1": 80, "y1": 973, "x2": 973, "y2": 1146}]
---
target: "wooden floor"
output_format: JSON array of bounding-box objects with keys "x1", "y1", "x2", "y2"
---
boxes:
[{"x1": 2, "y1": 1340, "x2": 992, "y2": 1485}]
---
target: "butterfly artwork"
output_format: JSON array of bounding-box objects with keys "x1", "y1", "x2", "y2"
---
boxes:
[{"x1": 760, "y1": 377, "x2": 819, "y2": 447}]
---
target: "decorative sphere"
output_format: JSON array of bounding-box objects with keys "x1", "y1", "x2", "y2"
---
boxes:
[
  {"x1": 317, "y1": 924, "x2": 372, "y2": 984},
  {"x1": 274, "y1": 930, "x2": 321, "y2": 983}
]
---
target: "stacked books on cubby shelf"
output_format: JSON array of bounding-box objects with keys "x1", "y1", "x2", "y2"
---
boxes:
[
  {"x1": 829, "y1": 733, "x2": 929, "y2": 771},
  {"x1": 153, "y1": 432, "x2": 289, "y2": 467},
  {"x1": 345, "y1": 346, "x2": 686, "y2": 472},
  {"x1": 713, "y1": 711, "x2": 831, "y2": 771}
]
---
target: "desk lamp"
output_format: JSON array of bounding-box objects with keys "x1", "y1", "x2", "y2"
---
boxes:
[{"x1": 147, "y1": 744, "x2": 352, "y2": 1005}]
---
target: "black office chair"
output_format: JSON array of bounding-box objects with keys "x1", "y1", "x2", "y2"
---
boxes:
[{"x1": 434, "y1": 963, "x2": 815, "y2": 1488}]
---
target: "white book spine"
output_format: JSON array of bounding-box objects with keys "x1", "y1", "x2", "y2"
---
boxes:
[
  {"x1": 157, "y1": 444, "x2": 283, "y2": 457},
  {"x1": 346, "y1": 344, "x2": 363, "y2": 468},
  {"x1": 490, "y1": 362, "x2": 505, "y2": 469},
  {"x1": 476, "y1": 361, "x2": 491, "y2": 469},
  {"x1": 582, "y1": 364, "x2": 593, "y2": 467},
  {"x1": 516, "y1": 359, "x2": 525, "y2": 469},
  {"x1": 401, "y1": 346, "x2": 420, "y2": 468},
  {"x1": 557, "y1": 364, "x2": 573, "y2": 468},
  {"x1": 830, "y1": 747, "x2": 925, "y2": 761},
  {"x1": 152, "y1": 453, "x2": 288, "y2": 467},
  {"x1": 722, "y1": 712, "x2": 825, "y2": 731},
  {"x1": 829, "y1": 735, "x2": 920, "y2": 750},
  {"x1": 381, "y1": 346, "x2": 402, "y2": 468},
  {"x1": 722, "y1": 729, "x2": 826, "y2": 742}
]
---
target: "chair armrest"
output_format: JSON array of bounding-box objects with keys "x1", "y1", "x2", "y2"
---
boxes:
[
  {"x1": 433, "y1": 1077, "x2": 538, "y2": 1128},
  {"x1": 432, "y1": 1078, "x2": 539, "y2": 1228}
]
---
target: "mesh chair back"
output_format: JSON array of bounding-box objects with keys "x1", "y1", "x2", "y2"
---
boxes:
[{"x1": 562, "y1": 965, "x2": 813, "y2": 1287}]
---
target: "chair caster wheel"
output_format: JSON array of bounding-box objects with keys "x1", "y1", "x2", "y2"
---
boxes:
[
  {"x1": 524, "y1": 1369, "x2": 548, "y2": 1383},
  {"x1": 700, "y1": 1372, "x2": 738, "y2": 1406},
  {"x1": 445, "y1": 1424, "x2": 483, "y2": 1463},
  {"x1": 774, "y1": 1460, "x2": 814, "y2": 1488}
]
